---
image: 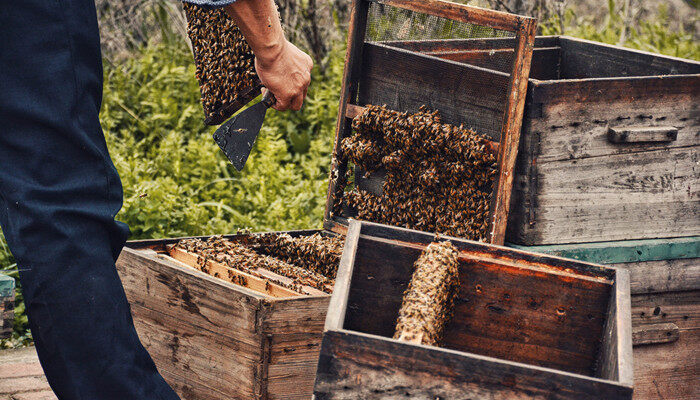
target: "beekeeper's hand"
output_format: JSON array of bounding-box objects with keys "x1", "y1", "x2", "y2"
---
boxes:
[{"x1": 226, "y1": 0, "x2": 313, "y2": 111}]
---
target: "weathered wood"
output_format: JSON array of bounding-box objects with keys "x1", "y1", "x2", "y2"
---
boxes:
[
  {"x1": 597, "y1": 269, "x2": 634, "y2": 386},
  {"x1": 314, "y1": 329, "x2": 633, "y2": 399},
  {"x1": 381, "y1": 36, "x2": 559, "y2": 53},
  {"x1": 559, "y1": 36, "x2": 700, "y2": 78},
  {"x1": 490, "y1": 17, "x2": 537, "y2": 244},
  {"x1": 507, "y1": 239, "x2": 700, "y2": 294},
  {"x1": 342, "y1": 235, "x2": 612, "y2": 375},
  {"x1": 510, "y1": 146, "x2": 699, "y2": 244},
  {"x1": 607, "y1": 125, "x2": 678, "y2": 143},
  {"x1": 371, "y1": 0, "x2": 525, "y2": 32},
  {"x1": 263, "y1": 296, "x2": 330, "y2": 400},
  {"x1": 116, "y1": 248, "x2": 263, "y2": 399},
  {"x1": 632, "y1": 322, "x2": 680, "y2": 346},
  {"x1": 167, "y1": 247, "x2": 301, "y2": 298},
  {"x1": 324, "y1": 221, "x2": 360, "y2": 331},
  {"x1": 117, "y1": 231, "x2": 335, "y2": 400},
  {"x1": 617, "y1": 258, "x2": 700, "y2": 295},
  {"x1": 358, "y1": 42, "x2": 510, "y2": 140},
  {"x1": 318, "y1": 220, "x2": 632, "y2": 397},
  {"x1": 630, "y1": 290, "x2": 699, "y2": 400}
]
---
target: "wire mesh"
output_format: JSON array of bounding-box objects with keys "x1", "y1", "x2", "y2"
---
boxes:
[{"x1": 366, "y1": 2, "x2": 516, "y2": 78}]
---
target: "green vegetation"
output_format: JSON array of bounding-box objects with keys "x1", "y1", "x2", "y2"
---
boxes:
[{"x1": 1, "y1": 1, "x2": 697, "y2": 347}]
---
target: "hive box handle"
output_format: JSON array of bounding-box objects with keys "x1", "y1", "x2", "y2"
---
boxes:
[{"x1": 607, "y1": 126, "x2": 678, "y2": 143}]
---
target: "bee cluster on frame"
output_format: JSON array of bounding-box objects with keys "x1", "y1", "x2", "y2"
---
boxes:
[
  {"x1": 176, "y1": 233, "x2": 342, "y2": 295},
  {"x1": 183, "y1": 3, "x2": 260, "y2": 123},
  {"x1": 333, "y1": 105, "x2": 498, "y2": 242}
]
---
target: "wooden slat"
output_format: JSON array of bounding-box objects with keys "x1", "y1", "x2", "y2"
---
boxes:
[
  {"x1": 372, "y1": 0, "x2": 526, "y2": 32},
  {"x1": 324, "y1": 221, "x2": 361, "y2": 331},
  {"x1": 426, "y1": 46, "x2": 560, "y2": 78},
  {"x1": 314, "y1": 329, "x2": 633, "y2": 399},
  {"x1": 489, "y1": 17, "x2": 537, "y2": 245},
  {"x1": 559, "y1": 36, "x2": 700, "y2": 79},
  {"x1": 263, "y1": 296, "x2": 330, "y2": 400},
  {"x1": 630, "y1": 290, "x2": 699, "y2": 400},
  {"x1": 358, "y1": 42, "x2": 510, "y2": 140},
  {"x1": 342, "y1": 233, "x2": 613, "y2": 376},
  {"x1": 323, "y1": 0, "x2": 370, "y2": 224},
  {"x1": 632, "y1": 322, "x2": 680, "y2": 346},
  {"x1": 115, "y1": 248, "x2": 266, "y2": 399},
  {"x1": 345, "y1": 103, "x2": 500, "y2": 155},
  {"x1": 167, "y1": 247, "x2": 301, "y2": 298},
  {"x1": 380, "y1": 36, "x2": 559, "y2": 53}
]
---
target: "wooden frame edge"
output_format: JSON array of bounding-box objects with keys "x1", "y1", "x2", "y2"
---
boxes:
[{"x1": 324, "y1": 220, "x2": 362, "y2": 331}]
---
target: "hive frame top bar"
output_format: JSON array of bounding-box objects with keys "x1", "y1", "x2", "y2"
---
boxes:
[
  {"x1": 369, "y1": 0, "x2": 534, "y2": 32},
  {"x1": 324, "y1": 0, "x2": 538, "y2": 245}
]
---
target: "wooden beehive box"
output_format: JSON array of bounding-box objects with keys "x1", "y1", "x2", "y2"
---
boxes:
[
  {"x1": 324, "y1": 0, "x2": 537, "y2": 245},
  {"x1": 386, "y1": 35, "x2": 700, "y2": 244},
  {"x1": 511, "y1": 236, "x2": 699, "y2": 400},
  {"x1": 315, "y1": 220, "x2": 634, "y2": 399},
  {"x1": 116, "y1": 231, "x2": 336, "y2": 400}
]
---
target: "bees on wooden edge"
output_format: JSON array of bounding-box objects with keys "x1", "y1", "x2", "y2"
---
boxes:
[{"x1": 176, "y1": 234, "x2": 342, "y2": 295}]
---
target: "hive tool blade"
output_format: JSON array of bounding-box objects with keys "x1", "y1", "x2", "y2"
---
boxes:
[{"x1": 213, "y1": 91, "x2": 276, "y2": 171}]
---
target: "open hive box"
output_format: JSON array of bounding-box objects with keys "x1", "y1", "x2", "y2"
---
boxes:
[
  {"x1": 116, "y1": 230, "x2": 341, "y2": 400},
  {"x1": 324, "y1": 0, "x2": 537, "y2": 245},
  {"x1": 382, "y1": 35, "x2": 700, "y2": 245},
  {"x1": 315, "y1": 220, "x2": 634, "y2": 399}
]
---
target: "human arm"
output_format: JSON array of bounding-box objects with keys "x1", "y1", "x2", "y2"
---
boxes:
[{"x1": 223, "y1": 0, "x2": 313, "y2": 111}]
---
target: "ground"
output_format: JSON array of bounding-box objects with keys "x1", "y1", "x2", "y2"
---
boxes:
[{"x1": 0, "y1": 347, "x2": 55, "y2": 400}]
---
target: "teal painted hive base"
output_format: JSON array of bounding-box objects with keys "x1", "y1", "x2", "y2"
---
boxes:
[
  {"x1": 0, "y1": 274, "x2": 15, "y2": 339},
  {"x1": 509, "y1": 236, "x2": 699, "y2": 400}
]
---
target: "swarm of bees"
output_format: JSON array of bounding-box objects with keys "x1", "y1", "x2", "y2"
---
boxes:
[
  {"x1": 394, "y1": 241, "x2": 460, "y2": 347},
  {"x1": 245, "y1": 232, "x2": 344, "y2": 278},
  {"x1": 176, "y1": 233, "x2": 342, "y2": 294},
  {"x1": 333, "y1": 105, "x2": 498, "y2": 241},
  {"x1": 183, "y1": 3, "x2": 261, "y2": 124}
]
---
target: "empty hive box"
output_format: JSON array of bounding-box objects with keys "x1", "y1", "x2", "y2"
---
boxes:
[{"x1": 314, "y1": 220, "x2": 634, "y2": 399}]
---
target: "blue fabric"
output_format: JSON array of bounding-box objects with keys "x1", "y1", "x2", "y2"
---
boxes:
[
  {"x1": 181, "y1": 0, "x2": 238, "y2": 8},
  {"x1": 0, "y1": 0, "x2": 180, "y2": 398}
]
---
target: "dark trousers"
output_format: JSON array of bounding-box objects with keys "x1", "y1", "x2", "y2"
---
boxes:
[{"x1": 0, "y1": 1, "x2": 180, "y2": 398}]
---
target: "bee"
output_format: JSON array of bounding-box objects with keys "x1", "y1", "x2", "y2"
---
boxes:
[
  {"x1": 183, "y1": 3, "x2": 260, "y2": 121},
  {"x1": 335, "y1": 105, "x2": 498, "y2": 241}
]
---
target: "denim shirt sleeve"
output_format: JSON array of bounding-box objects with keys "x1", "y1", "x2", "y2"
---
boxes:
[{"x1": 181, "y1": 0, "x2": 238, "y2": 8}]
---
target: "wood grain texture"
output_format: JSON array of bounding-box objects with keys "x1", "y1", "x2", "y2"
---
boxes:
[
  {"x1": 630, "y1": 290, "x2": 699, "y2": 400},
  {"x1": 116, "y1": 248, "x2": 263, "y2": 399},
  {"x1": 614, "y1": 258, "x2": 700, "y2": 295},
  {"x1": 314, "y1": 330, "x2": 633, "y2": 399},
  {"x1": 323, "y1": 0, "x2": 369, "y2": 225},
  {"x1": 358, "y1": 42, "x2": 510, "y2": 140},
  {"x1": 558, "y1": 36, "x2": 700, "y2": 78},
  {"x1": 118, "y1": 235, "x2": 335, "y2": 400},
  {"x1": 632, "y1": 322, "x2": 679, "y2": 346},
  {"x1": 167, "y1": 247, "x2": 301, "y2": 298},
  {"x1": 263, "y1": 296, "x2": 331, "y2": 400},
  {"x1": 511, "y1": 146, "x2": 699, "y2": 244},
  {"x1": 507, "y1": 50, "x2": 699, "y2": 245},
  {"x1": 372, "y1": 0, "x2": 526, "y2": 32},
  {"x1": 490, "y1": 17, "x2": 537, "y2": 244}
]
